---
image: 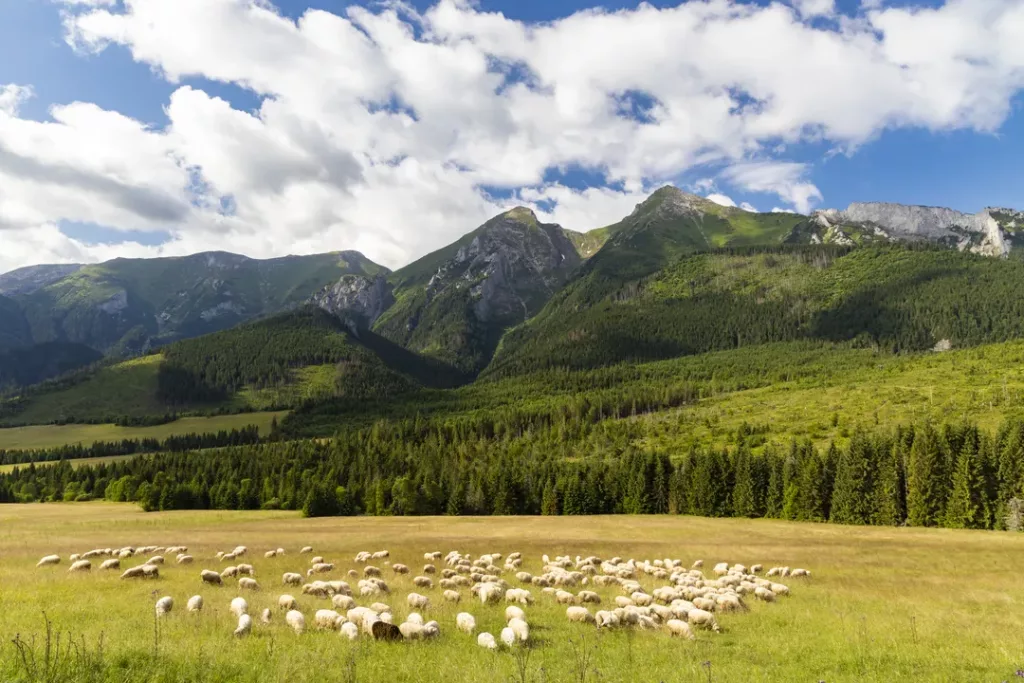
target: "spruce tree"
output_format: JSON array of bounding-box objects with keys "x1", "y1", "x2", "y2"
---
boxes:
[
  {"x1": 830, "y1": 433, "x2": 871, "y2": 525},
  {"x1": 944, "y1": 437, "x2": 984, "y2": 529},
  {"x1": 907, "y1": 425, "x2": 943, "y2": 526},
  {"x1": 732, "y1": 447, "x2": 756, "y2": 518},
  {"x1": 871, "y1": 443, "x2": 904, "y2": 526}
]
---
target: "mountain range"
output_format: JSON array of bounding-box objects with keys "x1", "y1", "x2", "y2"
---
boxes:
[{"x1": 3, "y1": 187, "x2": 1024, "y2": 414}]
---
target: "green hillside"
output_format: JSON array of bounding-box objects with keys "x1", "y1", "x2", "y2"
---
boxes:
[
  {"x1": 13, "y1": 250, "x2": 384, "y2": 355},
  {"x1": 0, "y1": 295, "x2": 29, "y2": 350}
]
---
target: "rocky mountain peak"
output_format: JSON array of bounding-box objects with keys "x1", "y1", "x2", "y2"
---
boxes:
[{"x1": 311, "y1": 272, "x2": 395, "y2": 332}]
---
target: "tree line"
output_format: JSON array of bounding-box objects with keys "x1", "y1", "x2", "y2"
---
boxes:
[
  {"x1": 0, "y1": 426, "x2": 261, "y2": 466},
  {"x1": 2, "y1": 414, "x2": 1021, "y2": 531}
]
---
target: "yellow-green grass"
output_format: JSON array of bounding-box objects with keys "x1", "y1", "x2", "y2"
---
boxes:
[
  {"x1": 0, "y1": 454, "x2": 138, "y2": 474},
  {"x1": 642, "y1": 340, "x2": 1024, "y2": 452},
  {"x1": 1, "y1": 504, "x2": 1022, "y2": 682},
  {"x1": 236, "y1": 364, "x2": 337, "y2": 411},
  {"x1": 0, "y1": 412, "x2": 287, "y2": 451}
]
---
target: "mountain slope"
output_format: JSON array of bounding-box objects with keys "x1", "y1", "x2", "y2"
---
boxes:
[
  {"x1": 0, "y1": 264, "x2": 84, "y2": 296},
  {"x1": 368, "y1": 207, "x2": 583, "y2": 374},
  {"x1": 0, "y1": 296, "x2": 30, "y2": 350},
  {"x1": 12, "y1": 250, "x2": 386, "y2": 355}
]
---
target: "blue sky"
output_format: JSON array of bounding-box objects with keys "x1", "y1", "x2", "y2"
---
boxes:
[{"x1": 0, "y1": 0, "x2": 1021, "y2": 271}]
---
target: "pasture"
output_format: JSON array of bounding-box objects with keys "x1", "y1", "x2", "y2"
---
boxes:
[
  {"x1": 0, "y1": 412, "x2": 286, "y2": 451},
  {"x1": 1, "y1": 504, "x2": 1022, "y2": 682}
]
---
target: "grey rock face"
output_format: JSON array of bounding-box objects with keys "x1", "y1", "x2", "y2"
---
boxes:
[
  {"x1": 0, "y1": 264, "x2": 83, "y2": 296},
  {"x1": 312, "y1": 273, "x2": 395, "y2": 329}
]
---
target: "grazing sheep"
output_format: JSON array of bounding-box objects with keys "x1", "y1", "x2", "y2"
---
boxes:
[
  {"x1": 407, "y1": 592, "x2": 430, "y2": 610},
  {"x1": 371, "y1": 621, "x2": 402, "y2": 641},
  {"x1": 555, "y1": 590, "x2": 577, "y2": 605},
  {"x1": 148, "y1": 556, "x2": 165, "y2": 565},
  {"x1": 282, "y1": 572, "x2": 302, "y2": 586},
  {"x1": 504, "y1": 588, "x2": 533, "y2": 605},
  {"x1": 239, "y1": 577, "x2": 260, "y2": 591},
  {"x1": 392, "y1": 564, "x2": 410, "y2": 575},
  {"x1": 754, "y1": 587, "x2": 776, "y2": 603},
  {"x1": 286, "y1": 610, "x2": 306, "y2": 634},
  {"x1": 300, "y1": 546, "x2": 313, "y2": 554},
  {"x1": 688, "y1": 609, "x2": 720, "y2": 632},
  {"x1": 399, "y1": 622, "x2": 427, "y2": 640},
  {"x1": 443, "y1": 590, "x2": 461, "y2": 603},
  {"x1": 577, "y1": 590, "x2": 601, "y2": 604},
  {"x1": 155, "y1": 596, "x2": 174, "y2": 616},
  {"x1": 505, "y1": 605, "x2": 525, "y2": 622},
  {"x1": 508, "y1": 617, "x2": 529, "y2": 643},
  {"x1": 566, "y1": 606, "x2": 595, "y2": 624},
  {"x1": 309, "y1": 563, "x2": 334, "y2": 576},
  {"x1": 790, "y1": 568, "x2": 810, "y2": 578},
  {"x1": 332, "y1": 594, "x2": 356, "y2": 611},
  {"x1": 666, "y1": 619, "x2": 696, "y2": 640},
  {"x1": 187, "y1": 595, "x2": 203, "y2": 612},
  {"x1": 230, "y1": 597, "x2": 249, "y2": 618},
  {"x1": 222, "y1": 566, "x2": 239, "y2": 579},
  {"x1": 614, "y1": 596, "x2": 634, "y2": 608},
  {"x1": 120, "y1": 566, "x2": 145, "y2": 580},
  {"x1": 311, "y1": 556, "x2": 325, "y2": 565},
  {"x1": 237, "y1": 564, "x2": 254, "y2": 576},
  {"x1": 369, "y1": 602, "x2": 391, "y2": 614},
  {"x1": 278, "y1": 594, "x2": 297, "y2": 610},
  {"x1": 363, "y1": 566, "x2": 382, "y2": 578},
  {"x1": 406, "y1": 612, "x2": 424, "y2": 626},
  {"x1": 500, "y1": 627, "x2": 516, "y2": 647},
  {"x1": 234, "y1": 614, "x2": 253, "y2": 637},
  {"x1": 340, "y1": 621, "x2": 359, "y2": 640},
  {"x1": 201, "y1": 570, "x2": 223, "y2": 586},
  {"x1": 36, "y1": 555, "x2": 60, "y2": 567},
  {"x1": 423, "y1": 564, "x2": 437, "y2": 574},
  {"x1": 100, "y1": 558, "x2": 120, "y2": 571},
  {"x1": 261, "y1": 608, "x2": 272, "y2": 624},
  {"x1": 315, "y1": 609, "x2": 344, "y2": 630},
  {"x1": 176, "y1": 555, "x2": 194, "y2": 565},
  {"x1": 412, "y1": 576, "x2": 433, "y2": 589},
  {"x1": 70, "y1": 554, "x2": 80, "y2": 562},
  {"x1": 142, "y1": 565, "x2": 160, "y2": 579},
  {"x1": 750, "y1": 564, "x2": 763, "y2": 574},
  {"x1": 456, "y1": 612, "x2": 477, "y2": 634},
  {"x1": 692, "y1": 560, "x2": 704, "y2": 569},
  {"x1": 477, "y1": 632, "x2": 497, "y2": 650},
  {"x1": 68, "y1": 560, "x2": 92, "y2": 573}
]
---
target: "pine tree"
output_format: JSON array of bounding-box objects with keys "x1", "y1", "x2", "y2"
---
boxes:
[
  {"x1": 871, "y1": 443, "x2": 904, "y2": 526},
  {"x1": 732, "y1": 447, "x2": 757, "y2": 518},
  {"x1": 907, "y1": 425, "x2": 943, "y2": 527},
  {"x1": 944, "y1": 437, "x2": 984, "y2": 529},
  {"x1": 541, "y1": 482, "x2": 559, "y2": 515},
  {"x1": 830, "y1": 433, "x2": 872, "y2": 525}
]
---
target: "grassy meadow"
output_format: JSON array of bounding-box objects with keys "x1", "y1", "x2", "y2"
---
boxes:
[
  {"x1": 0, "y1": 412, "x2": 286, "y2": 451},
  {"x1": 1, "y1": 503, "x2": 1022, "y2": 682}
]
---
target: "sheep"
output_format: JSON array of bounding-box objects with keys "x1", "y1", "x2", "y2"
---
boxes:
[
  {"x1": 201, "y1": 570, "x2": 223, "y2": 585},
  {"x1": 631, "y1": 592, "x2": 654, "y2": 607},
  {"x1": 276, "y1": 595, "x2": 297, "y2": 611},
  {"x1": 412, "y1": 576, "x2": 433, "y2": 589},
  {"x1": 405, "y1": 612, "x2": 424, "y2": 626},
  {"x1": 98, "y1": 558, "x2": 119, "y2": 571},
  {"x1": 456, "y1": 612, "x2": 477, "y2": 634},
  {"x1": 424, "y1": 620, "x2": 440, "y2": 638},
  {"x1": 230, "y1": 597, "x2": 249, "y2": 618},
  {"x1": 315, "y1": 609, "x2": 344, "y2": 630},
  {"x1": 332, "y1": 594, "x2": 356, "y2": 611},
  {"x1": 237, "y1": 564, "x2": 254, "y2": 576},
  {"x1": 577, "y1": 590, "x2": 601, "y2": 604},
  {"x1": 155, "y1": 596, "x2": 174, "y2": 616},
  {"x1": 505, "y1": 605, "x2": 525, "y2": 622},
  {"x1": 187, "y1": 595, "x2": 203, "y2": 612},
  {"x1": 750, "y1": 564, "x2": 764, "y2": 574},
  {"x1": 595, "y1": 610, "x2": 620, "y2": 628},
  {"x1": 308, "y1": 563, "x2": 334, "y2": 576},
  {"x1": 68, "y1": 560, "x2": 92, "y2": 573},
  {"x1": 770, "y1": 582, "x2": 790, "y2": 596},
  {"x1": 407, "y1": 592, "x2": 430, "y2": 610},
  {"x1": 372, "y1": 550, "x2": 390, "y2": 560},
  {"x1": 687, "y1": 609, "x2": 720, "y2": 632},
  {"x1": 363, "y1": 565, "x2": 382, "y2": 578},
  {"x1": 282, "y1": 572, "x2": 302, "y2": 586},
  {"x1": 286, "y1": 610, "x2": 306, "y2": 634},
  {"x1": 238, "y1": 578, "x2": 260, "y2": 591},
  {"x1": 555, "y1": 590, "x2": 577, "y2": 605},
  {"x1": 400, "y1": 622, "x2": 427, "y2": 640},
  {"x1": 147, "y1": 556, "x2": 165, "y2": 565},
  {"x1": 477, "y1": 632, "x2": 497, "y2": 650},
  {"x1": 371, "y1": 621, "x2": 402, "y2": 641},
  {"x1": 234, "y1": 614, "x2": 253, "y2": 637},
  {"x1": 261, "y1": 608, "x2": 272, "y2": 624},
  {"x1": 340, "y1": 621, "x2": 359, "y2": 640},
  {"x1": 754, "y1": 587, "x2": 776, "y2": 603},
  {"x1": 265, "y1": 550, "x2": 278, "y2": 559},
  {"x1": 311, "y1": 556, "x2": 325, "y2": 565},
  {"x1": 36, "y1": 555, "x2": 60, "y2": 567},
  {"x1": 424, "y1": 551, "x2": 442, "y2": 561},
  {"x1": 222, "y1": 566, "x2": 240, "y2": 579},
  {"x1": 300, "y1": 546, "x2": 313, "y2": 554},
  {"x1": 614, "y1": 596, "x2": 634, "y2": 608},
  {"x1": 70, "y1": 554, "x2": 80, "y2": 562},
  {"x1": 508, "y1": 617, "x2": 529, "y2": 643},
  {"x1": 790, "y1": 568, "x2": 811, "y2": 578},
  {"x1": 392, "y1": 563, "x2": 410, "y2": 575},
  {"x1": 566, "y1": 606, "x2": 595, "y2": 624},
  {"x1": 443, "y1": 590, "x2": 461, "y2": 603},
  {"x1": 692, "y1": 560, "x2": 704, "y2": 569},
  {"x1": 515, "y1": 571, "x2": 533, "y2": 584},
  {"x1": 504, "y1": 588, "x2": 533, "y2": 605},
  {"x1": 177, "y1": 555, "x2": 194, "y2": 565},
  {"x1": 369, "y1": 602, "x2": 391, "y2": 614},
  {"x1": 716, "y1": 594, "x2": 747, "y2": 613},
  {"x1": 666, "y1": 618, "x2": 696, "y2": 640},
  {"x1": 500, "y1": 627, "x2": 516, "y2": 648}
]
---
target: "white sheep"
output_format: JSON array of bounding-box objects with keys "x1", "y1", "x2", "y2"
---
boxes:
[
  {"x1": 147, "y1": 556, "x2": 165, "y2": 565},
  {"x1": 754, "y1": 587, "x2": 776, "y2": 602},
  {"x1": 687, "y1": 609, "x2": 720, "y2": 632},
  {"x1": 595, "y1": 610, "x2": 620, "y2": 628},
  {"x1": 282, "y1": 572, "x2": 302, "y2": 586},
  {"x1": 399, "y1": 622, "x2": 426, "y2": 640},
  {"x1": 315, "y1": 609, "x2": 344, "y2": 630},
  {"x1": 278, "y1": 594, "x2": 298, "y2": 610},
  {"x1": 265, "y1": 550, "x2": 278, "y2": 559},
  {"x1": 406, "y1": 612, "x2": 424, "y2": 626},
  {"x1": 566, "y1": 606, "x2": 595, "y2": 624},
  {"x1": 443, "y1": 590, "x2": 461, "y2": 603},
  {"x1": 201, "y1": 570, "x2": 223, "y2": 585},
  {"x1": 261, "y1": 608, "x2": 272, "y2": 624},
  {"x1": 412, "y1": 576, "x2": 433, "y2": 589},
  {"x1": 665, "y1": 619, "x2": 696, "y2": 640},
  {"x1": 500, "y1": 627, "x2": 516, "y2": 647},
  {"x1": 392, "y1": 564, "x2": 410, "y2": 575},
  {"x1": 230, "y1": 597, "x2": 248, "y2": 618},
  {"x1": 456, "y1": 612, "x2": 476, "y2": 634},
  {"x1": 100, "y1": 558, "x2": 120, "y2": 571},
  {"x1": 155, "y1": 596, "x2": 173, "y2": 616},
  {"x1": 68, "y1": 560, "x2": 92, "y2": 573},
  {"x1": 300, "y1": 546, "x2": 313, "y2": 554},
  {"x1": 176, "y1": 555, "x2": 194, "y2": 565},
  {"x1": 407, "y1": 592, "x2": 430, "y2": 610},
  {"x1": 187, "y1": 595, "x2": 203, "y2": 612},
  {"x1": 577, "y1": 590, "x2": 601, "y2": 604},
  {"x1": 477, "y1": 632, "x2": 497, "y2": 650},
  {"x1": 237, "y1": 564, "x2": 254, "y2": 576},
  {"x1": 340, "y1": 621, "x2": 359, "y2": 640},
  {"x1": 508, "y1": 617, "x2": 529, "y2": 643},
  {"x1": 234, "y1": 614, "x2": 252, "y2": 637},
  {"x1": 505, "y1": 605, "x2": 525, "y2": 622},
  {"x1": 238, "y1": 577, "x2": 260, "y2": 591},
  {"x1": 331, "y1": 594, "x2": 356, "y2": 611},
  {"x1": 222, "y1": 566, "x2": 239, "y2": 579},
  {"x1": 286, "y1": 610, "x2": 306, "y2": 634}
]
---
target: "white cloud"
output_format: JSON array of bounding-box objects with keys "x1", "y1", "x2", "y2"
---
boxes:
[
  {"x1": 721, "y1": 161, "x2": 823, "y2": 214},
  {"x1": 707, "y1": 193, "x2": 737, "y2": 208},
  {"x1": 0, "y1": 85, "x2": 33, "y2": 116},
  {"x1": 0, "y1": 0, "x2": 1021, "y2": 272},
  {"x1": 740, "y1": 202, "x2": 758, "y2": 212}
]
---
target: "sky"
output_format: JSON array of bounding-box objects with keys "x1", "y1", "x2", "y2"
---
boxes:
[{"x1": 0, "y1": 0, "x2": 1023, "y2": 274}]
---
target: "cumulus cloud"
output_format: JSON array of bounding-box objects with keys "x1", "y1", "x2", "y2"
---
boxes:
[
  {"x1": 707, "y1": 193, "x2": 737, "y2": 208},
  {"x1": 0, "y1": 0, "x2": 1022, "y2": 271}
]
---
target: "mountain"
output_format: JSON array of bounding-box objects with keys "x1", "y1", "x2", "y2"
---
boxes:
[
  {"x1": 0, "y1": 295, "x2": 30, "y2": 350},
  {"x1": 0, "y1": 264, "x2": 84, "y2": 296},
  {"x1": 316, "y1": 207, "x2": 588, "y2": 375},
  {"x1": 793, "y1": 203, "x2": 1024, "y2": 256},
  {"x1": 9, "y1": 250, "x2": 386, "y2": 355}
]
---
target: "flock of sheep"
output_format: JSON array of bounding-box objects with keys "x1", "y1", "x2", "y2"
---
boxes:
[{"x1": 36, "y1": 545, "x2": 811, "y2": 647}]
